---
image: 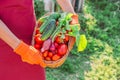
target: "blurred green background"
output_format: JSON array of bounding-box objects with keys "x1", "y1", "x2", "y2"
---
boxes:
[{"x1": 34, "y1": 0, "x2": 120, "y2": 80}]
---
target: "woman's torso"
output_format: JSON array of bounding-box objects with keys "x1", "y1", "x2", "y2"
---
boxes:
[{"x1": 0, "y1": 0, "x2": 46, "y2": 80}]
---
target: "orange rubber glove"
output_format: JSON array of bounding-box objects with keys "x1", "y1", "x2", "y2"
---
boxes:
[
  {"x1": 14, "y1": 41, "x2": 46, "y2": 68},
  {"x1": 70, "y1": 14, "x2": 79, "y2": 24},
  {"x1": 69, "y1": 14, "x2": 80, "y2": 51}
]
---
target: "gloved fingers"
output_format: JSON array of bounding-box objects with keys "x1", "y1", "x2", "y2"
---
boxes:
[{"x1": 70, "y1": 14, "x2": 79, "y2": 24}]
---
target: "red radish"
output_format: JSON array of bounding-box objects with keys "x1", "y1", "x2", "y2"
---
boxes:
[
  {"x1": 50, "y1": 43, "x2": 56, "y2": 51},
  {"x1": 54, "y1": 42, "x2": 59, "y2": 48},
  {"x1": 57, "y1": 44, "x2": 68, "y2": 56},
  {"x1": 51, "y1": 50, "x2": 57, "y2": 55},
  {"x1": 41, "y1": 38, "x2": 52, "y2": 52}
]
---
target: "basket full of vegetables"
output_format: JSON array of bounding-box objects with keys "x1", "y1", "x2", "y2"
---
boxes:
[{"x1": 33, "y1": 12, "x2": 87, "y2": 68}]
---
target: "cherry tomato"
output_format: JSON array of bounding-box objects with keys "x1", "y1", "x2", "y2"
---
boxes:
[
  {"x1": 34, "y1": 44, "x2": 41, "y2": 49},
  {"x1": 35, "y1": 36, "x2": 43, "y2": 44},
  {"x1": 48, "y1": 52, "x2": 53, "y2": 58},
  {"x1": 34, "y1": 33, "x2": 42, "y2": 41},
  {"x1": 57, "y1": 44, "x2": 68, "y2": 56},
  {"x1": 45, "y1": 57, "x2": 51, "y2": 61},
  {"x1": 52, "y1": 54, "x2": 61, "y2": 61},
  {"x1": 35, "y1": 28, "x2": 40, "y2": 34},
  {"x1": 55, "y1": 36, "x2": 63, "y2": 43},
  {"x1": 42, "y1": 50, "x2": 48, "y2": 58}
]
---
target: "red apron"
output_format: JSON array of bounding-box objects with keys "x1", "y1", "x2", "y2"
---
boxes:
[{"x1": 0, "y1": 0, "x2": 46, "y2": 80}]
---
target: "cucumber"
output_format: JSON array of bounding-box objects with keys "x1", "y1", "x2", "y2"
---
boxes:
[
  {"x1": 39, "y1": 13, "x2": 60, "y2": 33},
  {"x1": 41, "y1": 19, "x2": 56, "y2": 40},
  {"x1": 39, "y1": 19, "x2": 51, "y2": 33}
]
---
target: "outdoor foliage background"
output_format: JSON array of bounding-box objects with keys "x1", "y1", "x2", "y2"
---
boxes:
[{"x1": 34, "y1": 0, "x2": 120, "y2": 80}]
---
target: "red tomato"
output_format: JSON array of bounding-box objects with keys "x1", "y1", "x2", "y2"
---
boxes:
[
  {"x1": 34, "y1": 34, "x2": 42, "y2": 41},
  {"x1": 34, "y1": 33, "x2": 41, "y2": 38},
  {"x1": 42, "y1": 50, "x2": 48, "y2": 58},
  {"x1": 48, "y1": 52, "x2": 53, "y2": 58},
  {"x1": 57, "y1": 44, "x2": 68, "y2": 56},
  {"x1": 35, "y1": 36, "x2": 43, "y2": 44},
  {"x1": 35, "y1": 28, "x2": 40, "y2": 34},
  {"x1": 45, "y1": 57, "x2": 51, "y2": 61},
  {"x1": 52, "y1": 54, "x2": 61, "y2": 61},
  {"x1": 55, "y1": 36, "x2": 63, "y2": 43},
  {"x1": 34, "y1": 44, "x2": 41, "y2": 49}
]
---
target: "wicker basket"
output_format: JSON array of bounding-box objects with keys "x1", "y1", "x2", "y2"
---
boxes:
[{"x1": 32, "y1": 13, "x2": 75, "y2": 68}]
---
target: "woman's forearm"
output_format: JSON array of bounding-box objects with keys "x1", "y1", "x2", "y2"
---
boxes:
[
  {"x1": 0, "y1": 20, "x2": 20, "y2": 49},
  {"x1": 56, "y1": 0, "x2": 75, "y2": 13}
]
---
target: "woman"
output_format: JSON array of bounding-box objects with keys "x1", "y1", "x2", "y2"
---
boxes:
[{"x1": 0, "y1": 0, "x2": 76, "y2": 80}]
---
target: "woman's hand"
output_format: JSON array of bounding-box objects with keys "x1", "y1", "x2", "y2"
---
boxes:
[{"x1": 14, "y1": 41, "x2": 46, "y2": 67}]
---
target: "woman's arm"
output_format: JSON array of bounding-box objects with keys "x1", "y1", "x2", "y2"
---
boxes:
[
  {"x1": 0, "y1": 20, "x2": 20, "y2": 49},
  {"x1": 0, "y1": 19, "x2": 46, "y2": 67},
  {"x1": 56, "y1": 0, "x2": 75, "y2": 14}
]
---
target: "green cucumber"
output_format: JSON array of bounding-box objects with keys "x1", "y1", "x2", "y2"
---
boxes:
[
  {"x1": 39, "y1": 13, "x2": 60, "y2": 33},
  {"x1": 41, "y1": 19, "x2": 56, "y2": 40},
  {"x1": 39, "y1": 19, "x2": 51, "y2": 33}
]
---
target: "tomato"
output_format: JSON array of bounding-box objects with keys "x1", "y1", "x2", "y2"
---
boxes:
[
  {"x1": 52, "y1": 54, "x2": 61, "y2": 61},
  {"x1": 48, "y1": 52, "x2": 53, "y2": 58},
  {"x1": 35, "y1": 28, "x2": 40, "y2": 34},
  {"x1": 42, "y1": 50, "x2": 48, "y2": 58},
  {"x1": 55, "y1": 36, "x2": 63, "y2": 43},
  {"x1": 45, "y1": 57, "x2": 51, "y2": 61},
  {"x1": 34, "y1": 44, "x2": 41, "y2": 49},
  {"x1": 34, "y1": 33, "x2": 42, "y2": 38},
  {"x1": 35, "y1": 36, "x2": 43, "y2": 44},
  {"x1": 57, "y1": 44, "x2": 68, "y2": 56}
]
